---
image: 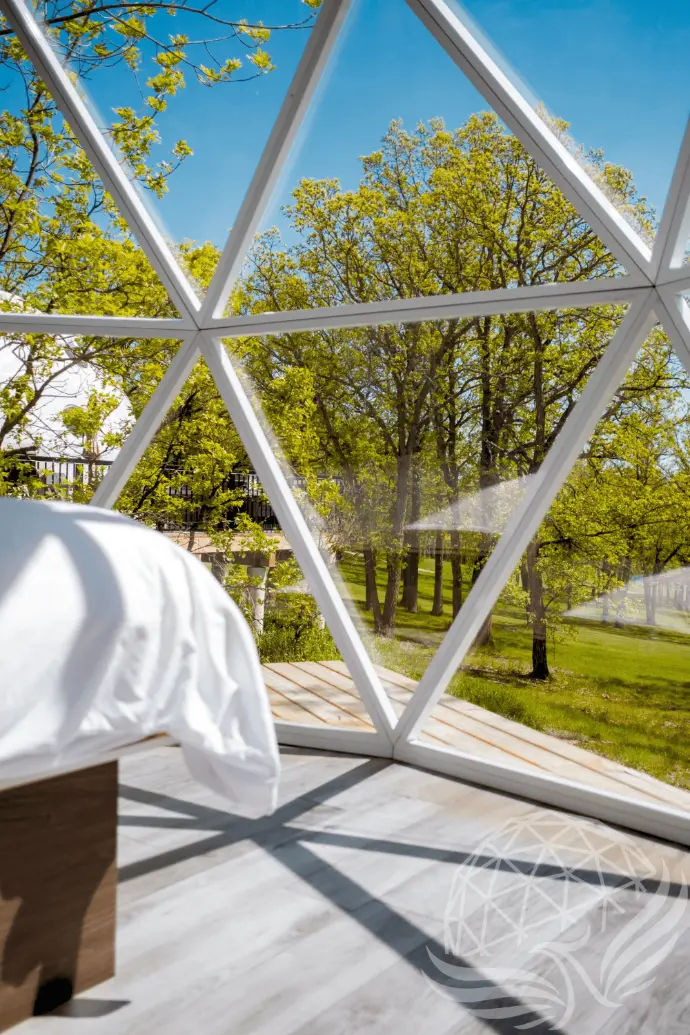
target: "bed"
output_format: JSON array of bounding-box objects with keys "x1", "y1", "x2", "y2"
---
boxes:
[{"x1": 0, "y1": 497, "x2": 280, "y2": 1028}]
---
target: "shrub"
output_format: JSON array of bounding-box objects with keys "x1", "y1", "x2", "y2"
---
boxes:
[{"x1": 256, "y1": 594, "x2": 340, "y2": 664}]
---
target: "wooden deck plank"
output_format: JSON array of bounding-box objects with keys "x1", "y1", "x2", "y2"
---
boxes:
[
  {"x1": 264, "y1": 663, "x2": 374, "y2": 728},
  {"x1": 317, "y1": 662, "x2": 598, "y2": 776},
  {"x1": 265, "y1": 687, "x2": 326, "y2": 726},
  {"x1": 304, "y1": 661, "x2": 545, "y2": 766},
  {"x1": 262, "y1": 659, "x2": 690, "y2": 812},
  {"x1": 389, "y1": 687, "x2": 533, "y2": 763},
  {"x1": 424, "y1": 698, "x2": 664, "y2": 798},
  {"x1": 443, "y1": 696, "x2": 690, "y2": 809},
  {"x1": 262, "y1": 668, "x2": 366, "y2": 729},
  {"x1": 291, "y1": 662, "x2": 454, "y2": 749},
  {"x1": 369, "y1": 662, "x2": 690, "y2": 809},
  {"x1": 315, "y1": 662, "x2": 645, "y2": 787}
]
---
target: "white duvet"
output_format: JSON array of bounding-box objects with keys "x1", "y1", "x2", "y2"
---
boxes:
[{"x1": 0, "y1": 497, "x2": 280, "y2": 816}]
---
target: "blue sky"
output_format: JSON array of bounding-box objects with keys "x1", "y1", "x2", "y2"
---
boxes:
[{"x1": 86, "y1": 0, "x2": 690, "y2": 250}]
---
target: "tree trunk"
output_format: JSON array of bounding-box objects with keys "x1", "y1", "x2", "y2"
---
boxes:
[
  {"x1": 520, "y1": 560, "x2": 529, "y2": 593},
  {"x1": 473, "y1": 612, "x2": 493, "y2": 648},
  {"x1": 601, "y1": 559, "x2": 613, "y2": 621},
  {"x1": 526, "y1": 539, "x2": 549, "y2": 679},
  {"x1": 247, "y1": 565, "x2": 267, "y2": 635},
  {"x1": 402, "y1": 548, "x2": 420, "y2": 613},
  {"x1": 363, "y1": 545, "x2": 383, "y2": 631},
  {"x1": 531, "y1": 634, "x2": 549, "y2": 681},
  {"x1": 644, "y1": 575, "x2": 657, "y2": 626},
  {"x1": 520, "y1": 559, "x2": 531, "y2": 623},
  {"x1": 364, "y1": 548, "x2": 377, "y2": 610},
  {"x1": 210, "y1": 552, "x2": 228, "y2": 585},
  {"x1": 400, "y1": 557, "x2": 408, "y2": 606},
  {"x1": 380, "y1": 454, "x2": 413, "y2": 637},
  {"x1": 614, "y1": 556, "x2": 632, "y2": 628},
  {"x1": 431, "y1": 531, "x2": 445, "y2": 616},
  {"x1": 470, "y1": 537, "x2": 493, "y2": 648},
  {"x1": 400, "y1": 462, "x2": 422, "y2": 613},
  {"x1": 449, "y1": 529, "x2": 463, "y2": 618},
  {"x1": 380, "y1": 552, "x2": 403, "y2": 636}
]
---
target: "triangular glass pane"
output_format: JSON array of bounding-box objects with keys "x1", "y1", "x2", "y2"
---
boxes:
[
  {"x1": 225, "y1": 301, "x2": 626, "y2": 723},
  {"x1": 681, "y1": 234, "x2": 690, "y2": 269},
  {"x1": 452, "y1": 0, "x2": 687, "y2": 243},
  {"x1": 421, "y1": 329, "x2": 690, "y2": 812},
  {"x1": 0, "y1": 22, "x2": 184, "y2": 316},
  {"x1": 19, "y1": 1, "x2": 317, "y2": 293},
  {"x1": 0, "y1": 333, "x2": 183, "y2": 490},
  {"x1": 107, "y1": 354, "x2": 379, "y2": 734},
  {"x1": 235, "y1": 0, "x2": 628, "y2": 318}
]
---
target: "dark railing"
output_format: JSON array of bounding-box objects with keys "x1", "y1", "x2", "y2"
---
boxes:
[
  {"x1": 161, "y1": 470, "x2": 282, "y2": 532},
  {"x1": 26, "y1": 455, "x2": 283, "y2": 532}
]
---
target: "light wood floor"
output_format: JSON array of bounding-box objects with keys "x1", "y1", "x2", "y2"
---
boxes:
[
  {"x1": 263, "y1": 660, "x2": 690, "y2": 812},
  {"x1": 15, "y1": 745, "x2": 690, "y2": 1035}
]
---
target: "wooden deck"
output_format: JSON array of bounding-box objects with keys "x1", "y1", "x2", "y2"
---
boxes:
[
  {"x1": 16, "y1": 745, "x2": 690, "y2": 1034},
  {"x1": 263, "y1": 660, "x2": 690, "y2": 813}
]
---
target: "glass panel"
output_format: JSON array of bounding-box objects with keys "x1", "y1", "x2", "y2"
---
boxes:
[
  {"x1": 451, "y1": 0, "x2": 688, "y2": 243},
  {"x1": 108, "y1": 355, "x2": 378, "y2": 733},
  {"x1": 228, "y1": 301, "x2": 625, "y2": 722},
  {"x1": 238, "y1": 0, "x2": 624, "y2": 318},
  {"x1": 19, "y1": 1, "x2": 316, "y2": 291},
  {"x1": 422, "y1": 328, "x2": 690, "y2": 810},
  {"x1": 0, "y1": 23, "x2": 183, "y2": 315},
  {"x1": 0, "y1": 333, "x2": 183, "y2": 494}
]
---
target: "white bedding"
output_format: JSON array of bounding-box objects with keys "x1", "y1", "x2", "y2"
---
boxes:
[{"x1": 0, "y1": 497, "x2": 280, "y2": 816}]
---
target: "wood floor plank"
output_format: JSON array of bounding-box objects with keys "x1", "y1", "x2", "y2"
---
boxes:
[
  {"x1": 262, "y1": 667, "x2": 366, "y2": 728},
  {"x1": 305, "y1": 660, "x2": 532, "y2": 760},
  {"x1": 15, "y1": 747, "x2": 689, "y2": 1035},
  {"x1": 327, "y1": 658, "x2": 689, "y2": 811},
  {"x1": 266, "y1": 687, "x2": 320, "y2": 725},
  {"x1": 370, "y1": 662, "x2": 419, "y2": 692},
  {"x1": 282, "y1": 865, "x2": 588, "y2": 1035},
  {"x1": 116, "y1": 796, "x2": 493, "y2": 1034},
  {"x1": 294, "y1": 661, "x2": 453, "y2": 748},
  {"x1": 424, "y1": 699, "x2": 666, "y2": 796},
  {"x1": 444, "y1": 697, "x2": 690, "y2": 809},
  {"x1": 266, "y1": 662, "x2": 376, "y2": 728},
  {"x1": 294, "y1": 660, "x2": 363, "y2": 693}
]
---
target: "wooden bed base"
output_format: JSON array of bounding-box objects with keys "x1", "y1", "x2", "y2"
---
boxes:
[{"x1": 0, "y1": 762, "x2": 117, "y2": 1030}]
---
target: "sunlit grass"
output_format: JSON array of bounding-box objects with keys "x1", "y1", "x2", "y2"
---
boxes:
[{"x1": 338, "y1": 553, "x2": 690, "y2": 789}]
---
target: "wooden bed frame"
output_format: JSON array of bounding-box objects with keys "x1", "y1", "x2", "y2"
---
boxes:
[
  {"x1": 0, "y1": 763, "x2": 117, "y2": 1029},
  {"x1": 0, "y1": 737, "x2": 173, "y2": 1030}
]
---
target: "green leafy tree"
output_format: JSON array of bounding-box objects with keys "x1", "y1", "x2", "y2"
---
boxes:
[
  {"x1": 0, "y1": 1, "x2": 319, "y2": 481},
  {"x1": 510, "y1": 330, "x2": 690, "y2": 674},
  {"x1": 114, "y1": 357, "x2": 249, "y2": 541},
  {"x1": 238, "y1": 115, "x2": 654, "y2": 646}
]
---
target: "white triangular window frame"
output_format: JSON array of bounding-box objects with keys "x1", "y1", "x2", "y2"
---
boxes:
[{"x1": 2, "y1": 0, "x2": 690, "y2": 842}]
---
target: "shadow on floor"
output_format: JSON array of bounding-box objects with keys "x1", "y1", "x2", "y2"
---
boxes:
[{"x1": 117, "y1": 757, "x2": 686, "y2": 1035}]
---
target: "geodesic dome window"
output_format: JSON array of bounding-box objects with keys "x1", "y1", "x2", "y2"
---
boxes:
[{"x1": 1, "y1": 0, "x2": 689, "y2": 845}]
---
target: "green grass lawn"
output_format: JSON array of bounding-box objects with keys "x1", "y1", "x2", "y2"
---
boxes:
[{"x1": 337, "y1": 553, "x2": 690, "y2": 790}]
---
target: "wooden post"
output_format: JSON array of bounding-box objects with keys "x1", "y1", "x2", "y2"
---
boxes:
[{"x1": 0, "y1": 763, "x2": 117, "y2": 1029}]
